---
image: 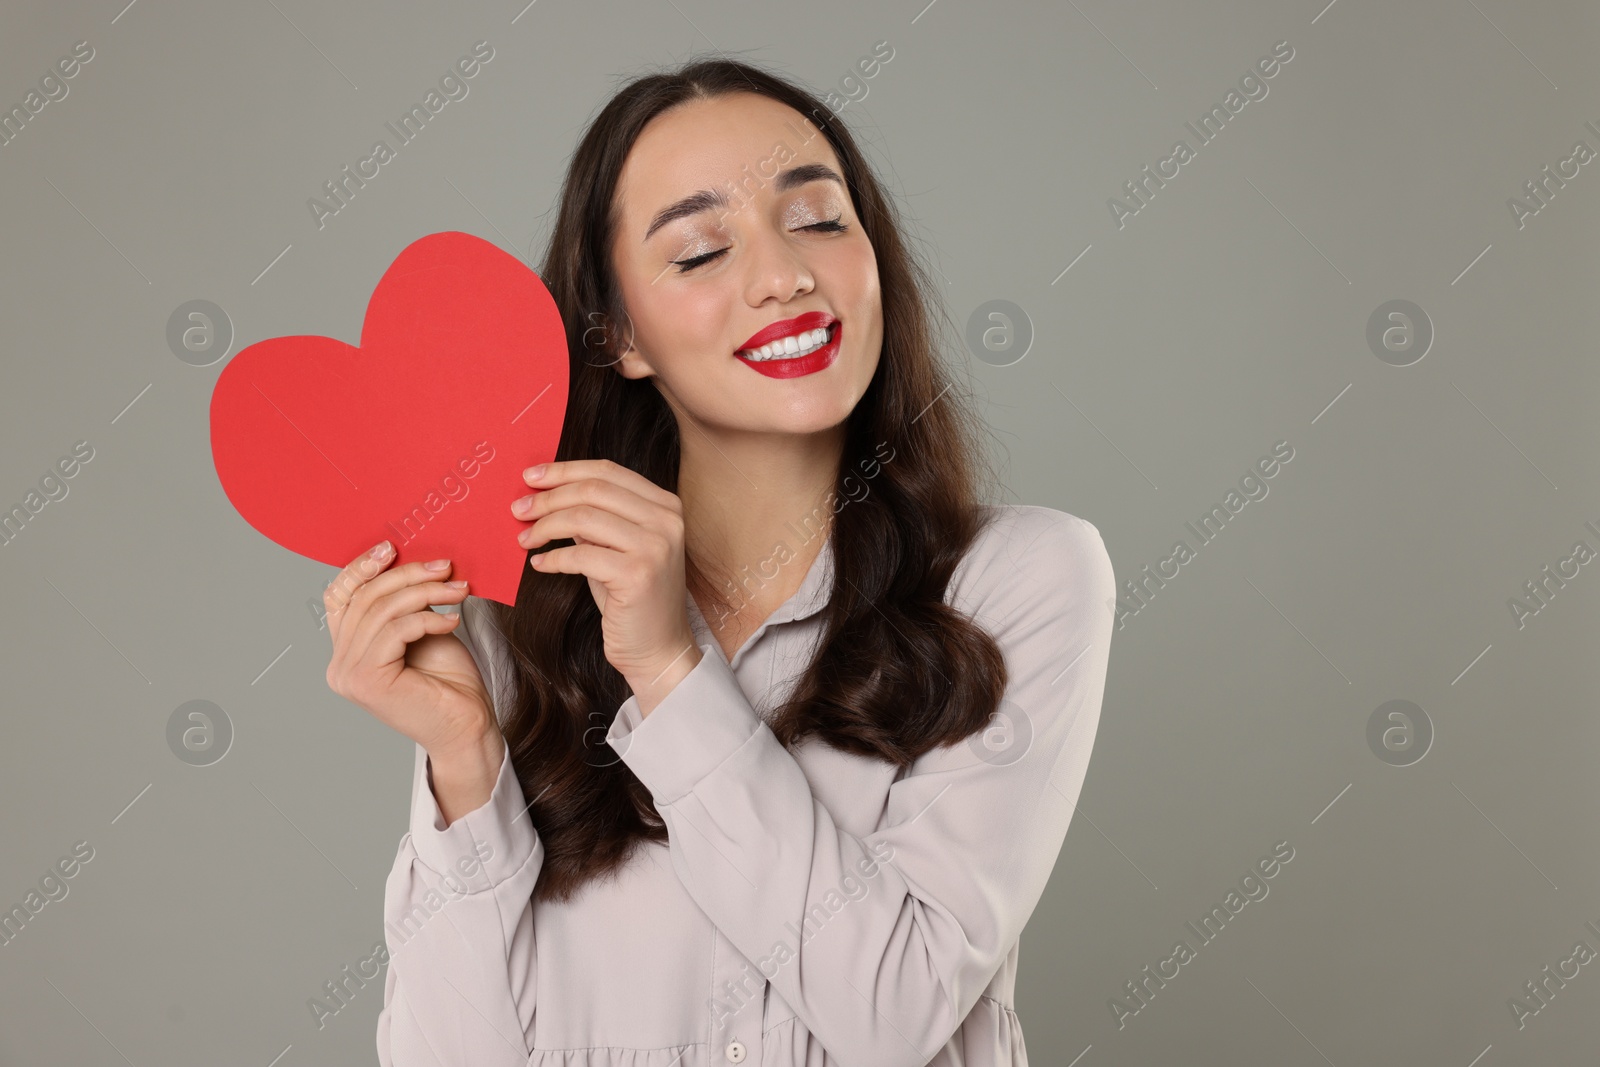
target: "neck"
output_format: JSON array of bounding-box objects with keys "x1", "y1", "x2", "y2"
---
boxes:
[{"x1": 675, "y1": 420, "x2": 844, "y2": 627}]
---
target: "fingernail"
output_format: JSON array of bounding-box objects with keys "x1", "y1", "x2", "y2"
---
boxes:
[
  {"x1": 425, "y1": 558, "x2": 450, "y2": 571},
  {"x1": 372, "y1": 540, "x2": 393, "y2": 558},
  {"x1": 525, "y1": 464, "x2": 546, "y2": 480},
  {"x1": 446, "y1": 579, "x2": 468, "y2": 589}
]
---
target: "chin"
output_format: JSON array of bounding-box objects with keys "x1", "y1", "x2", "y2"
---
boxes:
[{"x1": 725, "y1": 399, "x2": 842, "y2": 434}]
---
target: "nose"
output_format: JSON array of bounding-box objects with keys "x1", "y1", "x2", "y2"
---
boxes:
[{"x1": 742, "y1": 220, "x2": 815, "y2": 306}]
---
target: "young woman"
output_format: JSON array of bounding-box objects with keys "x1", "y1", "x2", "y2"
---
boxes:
[{"x1": 322, "y1": 57, "x2": 1115, "y2": 1067}]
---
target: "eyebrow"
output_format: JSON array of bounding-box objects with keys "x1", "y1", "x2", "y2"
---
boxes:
[{"x1": 643, "y1": 162, "x2": 845, "y2": 242}]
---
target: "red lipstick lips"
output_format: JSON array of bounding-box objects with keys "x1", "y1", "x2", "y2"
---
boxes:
[
  {"x1": 735, "y1": 310, "x2": 836, "y2": 354},
  {"x1": 734, "y1": 311, "x2": 840, "y2": 379}
]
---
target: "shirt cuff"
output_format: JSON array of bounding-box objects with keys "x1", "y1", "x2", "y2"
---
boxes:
[
  {"x1": 605, "y1": 641, "x2": 761, "y2": 805},
  {"x1": 408, "y1": 740, "x2": 538, "y2": 892}
]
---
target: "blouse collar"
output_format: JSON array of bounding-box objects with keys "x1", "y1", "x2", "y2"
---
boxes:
[
  {"x1": 686, "y1": 526, "x2": 835, "y2": 638},
  {"x1": 769, "y1": 527, "x2": 834, "y2": 625}
]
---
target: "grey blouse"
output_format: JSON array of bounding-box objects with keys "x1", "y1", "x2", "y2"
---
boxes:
[{"x1": 375, "y1": 503, "x2": 1115, "y2": 1067}]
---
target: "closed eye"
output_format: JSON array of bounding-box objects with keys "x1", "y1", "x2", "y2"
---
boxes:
[{"x1": 671, "y1": 217, "x2": 849, "y2": 273}]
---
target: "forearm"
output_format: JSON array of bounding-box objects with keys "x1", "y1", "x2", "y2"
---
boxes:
[{"x1": 381, "y1": 740, "x2": 544, "y2": 1065}]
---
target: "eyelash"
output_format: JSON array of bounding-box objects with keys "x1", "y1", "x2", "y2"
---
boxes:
[{"x1": 671, "y1": 217, "x2": 848, "y2": 273}]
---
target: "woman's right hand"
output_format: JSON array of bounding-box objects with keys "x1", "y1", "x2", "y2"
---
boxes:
[{"x1": 323, "y1": 540, "x2": 500, "y2": 769}]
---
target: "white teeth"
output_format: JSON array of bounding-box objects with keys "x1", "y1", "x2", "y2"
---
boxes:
[{"x1": 739, "y1": 325, "x2": 834, "y2": 361}]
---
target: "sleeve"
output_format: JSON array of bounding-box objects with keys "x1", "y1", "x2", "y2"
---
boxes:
[
  {"x1": 603, "y1": 509, "x2": 1117, "y2": 1067},
  {"x1": 376, "y1": 596, "x2": 544, "y2": 1067}
]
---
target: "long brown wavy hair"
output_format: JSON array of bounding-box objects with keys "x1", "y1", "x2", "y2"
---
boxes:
[{"x1": 484, "y1": 55, "x2": 1009, "y2": 903}]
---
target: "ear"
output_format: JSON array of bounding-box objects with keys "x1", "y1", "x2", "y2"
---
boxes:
[
  {"x1": 611, "y1": 341, "x2": 656, "y2": 380},
  {"x1": 597, "y1": 306, "x2": 652, "y2": 379}
]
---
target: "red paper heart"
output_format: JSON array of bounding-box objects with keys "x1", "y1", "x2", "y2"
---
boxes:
[{"x1": 209, "y1": 231, "x2": 568, "y2": 605}]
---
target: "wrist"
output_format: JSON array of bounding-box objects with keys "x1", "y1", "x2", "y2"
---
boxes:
[
  {"x1": 427, "y1": 728, "x2": 506, "y2": 826},
  {"x1": 630, "y1": 642, "x2": 704, "y2": 719}
]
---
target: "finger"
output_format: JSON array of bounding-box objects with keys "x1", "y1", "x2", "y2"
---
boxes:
[
  {"x1": 528, "y1": 541, "x2": 629, "y2": 583},
  {"x1": 325, "y1": 540, "x2": 397, "y2": 640},
  {"x1": 365, "y1": 605, "x2": 465, "y2": 672},
  {"x1": 346, "y1": 579, "x2": 470, "y2": 671},
  {"x1": 512, "y1": 476, "x2": 664, "y2": 529},
  {"x1": 521, "y1": 502, "x2": 668, "y2": 558},
  {"x1": 330, "y1": 607, "x2": 464, "y2": 707},
  {"x1": 523, "y1": 458, "x2": 681, "y2": 510},
  {"x1": 328, "y1": 555, "x2": 455, "y2": 644}
]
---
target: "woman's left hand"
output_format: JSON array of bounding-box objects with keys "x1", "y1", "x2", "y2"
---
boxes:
[{"x1": 513, "y1": 459, "x2": 702, "y2": 705}]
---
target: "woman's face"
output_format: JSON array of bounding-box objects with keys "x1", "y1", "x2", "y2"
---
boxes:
[{"x1": 607, "y1": 92, "x2": 882, "y2": 438}]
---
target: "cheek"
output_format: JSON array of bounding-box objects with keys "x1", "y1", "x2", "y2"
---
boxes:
[
  {"x1": 648, "y1": 300, "x2": 752, "y2": 404},
  {"x1": 676, "y1": 291, "x2": 738, "y2": 357},
  {"x1": 631, "y1": 285, "x2": 723, "y2": 362},
  {"x1": 842, "y1": 240, "x2": 880, "y2": 317},
  {"x1": 840, "y1": 245, "x2": 882, "y2": 349}
]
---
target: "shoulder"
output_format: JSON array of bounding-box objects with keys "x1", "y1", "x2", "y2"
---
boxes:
[{"x1": 949, "y1": 503, "x2": 1117, "y2": 631}]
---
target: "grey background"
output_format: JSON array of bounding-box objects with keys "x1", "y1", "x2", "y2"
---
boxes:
[{"x1": 1, "y1": 0, "x2": 1596, "y2": 1064}]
